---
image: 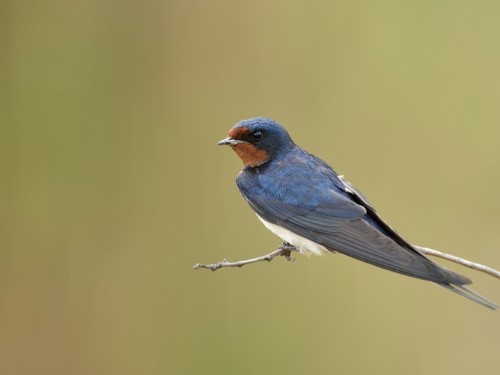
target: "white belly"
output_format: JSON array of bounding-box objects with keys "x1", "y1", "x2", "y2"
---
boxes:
[{"x1": 257, "y1": 215, "x2": 329, "y2": 256}]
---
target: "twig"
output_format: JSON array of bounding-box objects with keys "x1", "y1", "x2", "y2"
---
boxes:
[
  {"x1": 193, "y1": 243, "x2": 298, "y2": 271},
  {"x1": 194, "y1": 243, "x2": 500, "y2": 279},
  {"x1": 414, "y1": 245, "x2": 500, "y2": 279}
]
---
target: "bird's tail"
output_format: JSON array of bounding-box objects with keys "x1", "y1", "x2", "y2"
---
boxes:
[{"x1": 437, "y1": 283, "x2": 498, "y2": 310}]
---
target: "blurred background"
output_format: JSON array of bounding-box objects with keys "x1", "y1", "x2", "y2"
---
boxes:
[{"x1": 2, "y1": 1, "x2": 500, "y2": 374}]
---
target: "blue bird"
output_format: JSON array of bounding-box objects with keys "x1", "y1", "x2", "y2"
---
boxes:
[{"x1": 218, "y1": 117, "x2": 497, "y2": 309}]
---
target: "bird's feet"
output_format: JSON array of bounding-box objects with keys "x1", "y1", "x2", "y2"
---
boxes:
[{"x1": 278, "y1": 242, "x2": 298, "y2": 262}]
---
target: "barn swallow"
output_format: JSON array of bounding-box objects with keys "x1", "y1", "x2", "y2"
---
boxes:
[{"x1": 218, "y1": 117, "x2": 497, "y2": 309}]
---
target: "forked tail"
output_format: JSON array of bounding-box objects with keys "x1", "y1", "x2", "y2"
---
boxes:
[{"x1": 438, "y1": 283, "x2": 498, "y2": 310}]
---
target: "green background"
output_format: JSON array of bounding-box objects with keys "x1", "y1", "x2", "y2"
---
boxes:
[{"x1": 2, "y1": 1, "x2": 500, "y2": 374}]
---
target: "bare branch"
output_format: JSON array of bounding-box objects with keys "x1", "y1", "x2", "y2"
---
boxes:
[
  {"x1": 193, "y1": 243, "x2": 298, "y2": 271},
  {"x1": 414, "y1": 245, "x2": 500, "y2": 279},
  {"x1": 194, "y1": 243, "x2": 500, "y2": 280}
]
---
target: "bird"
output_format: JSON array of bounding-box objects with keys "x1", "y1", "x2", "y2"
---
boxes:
[{"x1": 218, "y1": 117, "x2": 498, "y2": 310}]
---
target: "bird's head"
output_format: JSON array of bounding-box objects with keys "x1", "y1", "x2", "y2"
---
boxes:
[{"x1": 218, "y1": 117, "x2": 295, "y2": 168}]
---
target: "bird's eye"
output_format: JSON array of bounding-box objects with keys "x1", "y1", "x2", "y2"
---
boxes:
[{"x1": 250, "y1": 131, "x2": 264, "y2": 141}]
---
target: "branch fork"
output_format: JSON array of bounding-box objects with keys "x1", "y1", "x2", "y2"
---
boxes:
[{"x1": 193, "y1": 243, "x2": 297, "y2": 271}]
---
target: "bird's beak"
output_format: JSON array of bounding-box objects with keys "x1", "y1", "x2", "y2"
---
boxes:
[{"x1": 217, "y1": 137, "x2": 246, "y2": 146}]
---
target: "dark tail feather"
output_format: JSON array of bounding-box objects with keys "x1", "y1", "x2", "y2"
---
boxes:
[{"x1": 438, "y1": 283, "x2": 498, "y2": 310}]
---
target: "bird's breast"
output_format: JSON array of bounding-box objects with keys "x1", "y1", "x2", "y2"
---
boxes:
[{"x1": 256, "y1": 215, "x2": 329, "y2": 256}]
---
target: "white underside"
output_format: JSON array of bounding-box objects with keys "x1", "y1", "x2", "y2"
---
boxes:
[{"x1": 257, "y1": 215, "x2": 329, "y2": 256}]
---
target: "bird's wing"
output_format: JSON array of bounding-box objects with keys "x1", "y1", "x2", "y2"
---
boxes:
[
  {"x1": 243, "y1": 183, "x2": 366, "y2": 243},
  {"x1": 243, "y1": 184, "x2": 453, "y2": 283},
  {"x1": 322, "y1": 219, "x2": 450, "y2": 282}
]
